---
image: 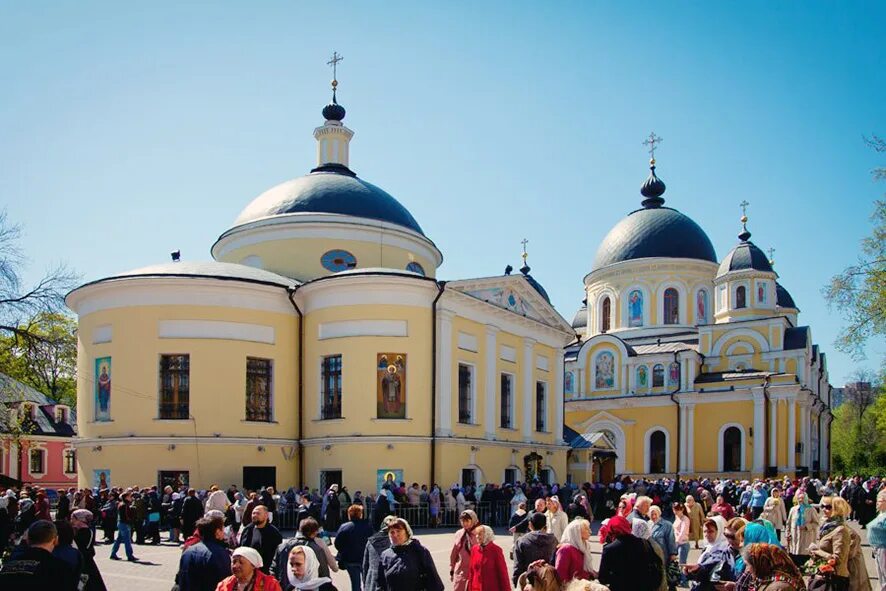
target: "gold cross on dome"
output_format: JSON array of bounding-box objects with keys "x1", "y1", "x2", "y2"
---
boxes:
[
  {"x1": 521, "y1": 238, "x2": 529, "y2": 262},
  {"x1": 642, "y1": 132, "x2": 663, "y2": 159},
  {"x1": 327, "y1": 51, "x2": 343, "y2": 80},
  {"x1": 739, "y1": 200, "x2": 750, "y2": 218},
  {"x1": 767, "y1": 247, "x2": 775, "y2": 264}
]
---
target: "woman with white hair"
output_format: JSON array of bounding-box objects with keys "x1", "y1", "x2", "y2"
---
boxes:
[
  {"x1": 555, "y1": 518, "x2": 595, "y2": 583},
  {"x1": 215, "y1": 546, "x2": 282, "y2": 591},
  {"x1": 468, "y1": 525, "x2": 510, "y2": 591},
  {"x1": 632, "y1": 519, "x2": 668, "y2": 591},
  {"x1": 285, "y1": 546, "x2": 332, "y2": 591}
]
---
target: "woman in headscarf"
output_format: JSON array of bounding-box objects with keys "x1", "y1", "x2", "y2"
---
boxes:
[
  {"x1": 378, "y1": 518, "x2": 444, "y2": 591},
  {"x1": 598, "y1": 515, "x2": 663, "y2": 591},
  {"x1": 633, "y1": 519, "x2": 668, "y2": 591},
  {"x1": 686, "y1": 496, "x2": 706, "y2": 549},
  {"x1": 785, "y1": 489, "x2": 819, "y2": 567},
  {"x1": 684, "y1": 518, "x2": 735, "y2": 591},
  {"x1": 555, "y1": 518, "x2": 595, "y2": 583},
  {"x1": 216, "y1": 546, "x2": 282, "y2": 591},
  {"x1": 760, "y1": 488, "x2": 788, "y2": 541},
  {"x1": 740, "y1": 543, "x2": 805, "y2": 591},
  {"x1": 71, "y1": 509, "x2": 107, "y2": 591},
  {"x1": 468, "y1": 525, "x2": 510, "y2": 591},
  {"x1": 232, "y1": 492, "x2": 248, "y2": 534},
  {"x1": 449, "y1": 509, "x2": 479, "y2": 591},
  {"x1": 285, "y1": 546, "x2": 332, "y2": 591}
]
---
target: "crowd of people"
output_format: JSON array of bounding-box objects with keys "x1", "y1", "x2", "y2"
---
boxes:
[{"x1": 0, "y1": 474, "x2": 883, "y2": 591}]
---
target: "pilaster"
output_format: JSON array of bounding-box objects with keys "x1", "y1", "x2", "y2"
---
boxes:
[
  {"x1": 752, "y1": 388, "x2": 766, "y2": 473},
  {"x1": 483, "y1": 325, "x2": 499, "y2": 440},
  {"x1": 436, "y1": 309, "x2": 455, "y2": 436},
  {"x1": 554, "y1": 351, "x2": 565, "y2": 443},
  {"x1": 522, "y1": 338, "x2": 536, "y2": 442}
]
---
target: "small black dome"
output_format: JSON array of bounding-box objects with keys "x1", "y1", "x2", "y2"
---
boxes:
[
  {"x1": 776, "y1": 282, "x2": 797, "y2": 309},
  {"x1": 519, "y1": 265, "x2": 551, "y2": 303},
  {"x1": 572, "y1": 305, "x2": 588, "y2": 329},
  {"x1": 717, "y1": 240, "x2": 774, "y2": 277},
  {"x1": 235, "y1": 164, "x2": 424, "y2": 235},
  {"x1": 640, "y1": 164, "x2": 666, "y2": 208},
  {"x1": 322, "y1": 99, "x2": 346, "y2": 122},
  {"x1": 592, "y1": 207, "x2": 718, "y2": 270}
]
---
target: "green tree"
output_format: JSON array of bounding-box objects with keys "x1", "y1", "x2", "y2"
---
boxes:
[
  {"x1": 830, "y1": 370, "x2": 886, "y2": 473},
  {"x1": 823, "y1": 136, "x2": 886, "y2": 359},
  {"x1": 0, "y1": 312, "x2": 77, "y2": 407}
]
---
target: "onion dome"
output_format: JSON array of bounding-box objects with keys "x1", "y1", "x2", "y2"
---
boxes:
[
  {"x1": 591, "y1": 158, "x2": 716, "y2": 270},
  {"x1": 716, "y1": 215, "x2": 774, "y2": 278},
  {"x1": 776, "y1": 282, "x2": 797, "y2": 309},
  {"x1": 640, "y1": 159, "x2": 667, "y2": 208},
  {"x1": 234, "y1": 163, "x2": 425, "y2": 235},
  {"x1": 322, "y1": 89, "x2": 346, "y2": 122},
  {"x1": 572, "y1": 301, "x2": 588, "y2": 330}
]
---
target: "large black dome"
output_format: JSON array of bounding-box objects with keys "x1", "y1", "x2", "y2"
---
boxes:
[
  {"x1": 235, "y1": 164, "x2": 424, "y2": 235},
  {"x1": 592, "y1": 207, "x2": 718, "y2": 270}
]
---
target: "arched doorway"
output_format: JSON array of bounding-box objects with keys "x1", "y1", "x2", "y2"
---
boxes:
[
  {"x1": 722, "y1": 426, "x2": 742, "y2": 472},
  {"x1": 648, "y1": 430, "x2": 667, "y2": 474}
]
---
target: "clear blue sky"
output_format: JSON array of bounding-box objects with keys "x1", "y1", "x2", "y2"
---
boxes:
[{"x1": 1, "y1": 2, "x2": 883, "y2": 383}]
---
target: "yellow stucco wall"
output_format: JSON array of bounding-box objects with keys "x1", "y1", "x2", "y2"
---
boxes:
[
  {"x1": 218, "y1": 237, "x2": 437, "y2": 282},
  {"x1": 693, "y1": 401, "x2": 753, "y2": 473}
]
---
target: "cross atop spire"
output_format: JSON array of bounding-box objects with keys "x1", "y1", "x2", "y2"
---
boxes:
[
  {"x1": 520, "y1": 238, "x2": 531, "y2": 274},
  {"x1": 642, "y1": 132, "x2": 663, "y2": 163},
  {"x1": 767, "y1": 247, "x2": 776, "y2": 266},
  {"x1": 739, "y1": 200, "x2": 750, "y2": 220},
  {"x1": 327, "y1": 51, "x2": 343, "y2": 83},
  {"x1": 738, "y1": 200, "x2": 751, "y2": 242}
]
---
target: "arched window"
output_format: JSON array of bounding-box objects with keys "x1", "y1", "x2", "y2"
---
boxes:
[
  {"x1": 663, "y1": 288, "x2": 679, "y2": 324},
  {"x1": 601, "y1": 297, "x2": 611, "y2": 333},
  {"x1": 649, "y1": 430, "x2": 666, "y2": 474},
  {"x1": 723, "y1": 426, "x2": 742, "y2": 472},
  {"x1": 652, "y1": 364, "x2": 664, "y2": 387},
  {"x1": 736, "y1": 285, "x2": 747, "y2": 309}
]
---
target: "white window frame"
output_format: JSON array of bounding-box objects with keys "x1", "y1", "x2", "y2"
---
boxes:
[
  {"x1": 643, "y1": 426, "x2": 671, "y2": 474},
  {"x1": 63, "y1": 447, "x2": 77, "y2": 474},
  {"x1": 733, "y1": 282, "x2": 750, "y2": 309},
  {"x1": 718, "y1": 423, "x2": 747, "y2": 472},
  {"x1": 318, "y1": 354, "x2": 343, "y2": 419},
  {"x1": 457, "y1": 362, "x2": 477, "y2": 425},
  {"x1": 658, "y1": 282, "x2": 687, "y2": 326},
  {"x1": 28, "y1": 446, "x2": 46, "y2": 477},
  {"x1": 694, "y1": 286, "x2": 711, "y2": 325},
  {"x1": 622, "y1": 285, "x2": 650, "y2": 328},
  {"x1": 245, "y1": 357, "x2": 275, "y2": 422}
]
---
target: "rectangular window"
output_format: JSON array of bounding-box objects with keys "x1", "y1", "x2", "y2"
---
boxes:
[
  {"x1": 55, "y1": 407, "x2": 66, "y2": 423},
  {"x1": 64, "y1": 449, "x2": 76, "y2": 474},
  {"x1": 30, "y1": 449, "x2": 45, "y2": 474},
  {"x1": 321, "y1": 355, "x2": 342, "y2": 419},
  {"x1": 159, "y1": 470, "x2": 190, "y2": 491},
  {"x1": 461, "y1": 468, "x2": 476, "y2": 487},
  {"x1": 458, "y1": 364, "x2": 473, "y2": 424},
  {"x1": 504, "y1": 468, "x2": 518, "y2": 484},
  {"x1": 500, "y1": 373, "x2": 513, "y2": 429},
  {"x1": 159, "y1": 354, "x2": 190, "y2": 419},
  {"x1": 245, "y1": 358, "x2": 273, "y2": 422},
  {"x1": 535, "y1": 381, "x2": 547, "y2": 432}
]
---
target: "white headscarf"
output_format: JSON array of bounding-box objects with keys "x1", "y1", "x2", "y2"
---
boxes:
[
  {"x1": 287, "y1": 545, "x2": 332, "y2": 590},
  {"x1": 631, "y1": 519, "x2": 652, "y2": 539},
  {"x1": 232, "y1": 546, "x2": 263, "y2": 569},
  {"x1": 560, "y1": 519, "x2": 594, "y2": 573}
]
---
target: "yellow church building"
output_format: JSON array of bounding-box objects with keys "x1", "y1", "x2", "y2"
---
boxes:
[
  {"x1": 563, "y1": 146, "x2": 833, "y2": 483},
  {"x1": 66, "y1": 77, "x2": 575, "y2": 493}
]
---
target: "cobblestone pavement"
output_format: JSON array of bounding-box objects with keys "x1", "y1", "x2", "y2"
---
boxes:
[{"x1": 93, "y1": 522, "x2": 882, "y2": 591}]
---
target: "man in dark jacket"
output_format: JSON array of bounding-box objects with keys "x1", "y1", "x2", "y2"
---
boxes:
[
  {"x1": 0, "y1": 520, "x2": 74, "y2": 591},
  {"x1": 598, "y1": 517, "x2": 664, "y2": 591},
  {"x1": 238, "y1": 505, "x2": 282, "y2": 575},
  {"x1": 176, "y1": 516, "x2": 231, "y2": 591},
  {"x1": 271, "y1": 517, "x2": 334, "y2": 591},
  {"x1": 181, "y1": 488, "x2": 205, "y2": 538},
  {"x1": 512, "y1": 512, "x2": 557, "y2": 585},
  {"x1": 334, "y1": 504, "x2": 374, "y2": 591}
]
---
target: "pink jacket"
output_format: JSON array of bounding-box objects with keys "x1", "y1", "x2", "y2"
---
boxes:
[
  {"x1": 555, "y1": 544, "x2": 592, "y2": 583},
  {"x1": 674, "y1": 514, "x2": 690, "y2": 545},
  {"x1": 450, "y1": 527, "x2": 479, "y2": 591}
]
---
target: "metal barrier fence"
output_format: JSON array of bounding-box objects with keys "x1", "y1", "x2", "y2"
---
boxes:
[{"x1": 274, "y1": 499, "x2": 520, "y2": 533}]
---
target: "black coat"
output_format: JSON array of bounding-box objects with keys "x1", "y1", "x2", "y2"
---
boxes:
[
  {"x1": 181, "y1": 496, "x2": 204, "y2": 536},
  {"x1": 378, "y1": 541, "x2": 443, "y2": 591},
  {"x1": 271, "y1": 535, "x2": 334, "y2": 591},
  {"x1": 74, "y1": 527, "x2": 107, "y2": 591},
  {"x1": 598, "y1": 535, "x2": 662, "y2": 591},
  {"x1": 335, "y1": 519, "x2": 374, "y2": 565},
  {"x1": 176, "y1": 539, "x2": 232, "y2": 591},
  {"x1": 238, "y1": 523, "x2": 283, "y2": 574},
  {"x1": 0, "y1": 545, "x2": 75, "y2": 591},
  {"x1": 512, "y1": 531, "x2": 557, "y2": 585}
]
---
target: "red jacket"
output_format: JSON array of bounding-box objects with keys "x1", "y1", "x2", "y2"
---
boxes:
[
  {"x1": 555, "y1": 544, "x2": 593, "y2": 583},
  {"x1": 215, "y1": 570, "x2": 282, "y2": 591},
  {"x1": 469, "y1": 542, "x2": 510, "y2": 591}
]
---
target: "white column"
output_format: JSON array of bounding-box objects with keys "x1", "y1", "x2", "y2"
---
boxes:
[
  {"x1": 9, "y1": 443, "x2": 18, "y2": 479},
  {"x1": 437, "y1": 310, "x2": 455, "y2": 436},
  {"x1": 801, "y1": 403, "x2": 811, "y2": 467},
  {"x1": 821, "y1": 415, "x2": 831, "y2": 473},
  {"x1": 787, "y1": 399, "x2": 797, "y2": 472},
  {"x1": 685, "y1": 404, "x2": 695, "y2": 473},
  {"x1": 483, "y1": 325, "x2": 499, "y2": 440},
  {"x1": 752, "y1": 389, "x2": 766, "y2": 474},
  {"x1": 679, "y1": 403, "x2": 688, "y2": 473},
  {"x1": 522, "y1": 338, "x2": 536, "y2": 442},
  {"x1": 769, "y1": 398, "x2": 778, "y2": 468},
  {"x1": 554, "y1": 351, "x2": 565, "y2": 443}
]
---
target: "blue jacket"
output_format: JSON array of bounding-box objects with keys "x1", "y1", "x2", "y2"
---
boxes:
[
  {"x1": 335, "y1": 519, "x2": 374, "y2": 565},
  {"x1": 749, "y1": 488, "x2": 768, "y2": 508},
  {"x1": 651, "y1": 518, "x2": 678, "y2": 558},
  {"x1": 176, "y1": 540, "x2": 232, "y2": 591}
]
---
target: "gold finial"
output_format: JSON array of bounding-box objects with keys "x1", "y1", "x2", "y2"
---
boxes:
[
  {"x1": 739, "y1": 200, "x2": 750, "y2": 224},
  {"x1": 521, "y1": 238, "x2": 529, "y2": 264},
  {"x1": 327, "y1": 51, "x2": 343, "y2": 90},
  {"x1": 767, "y1": 247, "x2": 775, "y2": 266},
  {"x1": 642, "y1": 132, "x2": 663, "y2": 163}
]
